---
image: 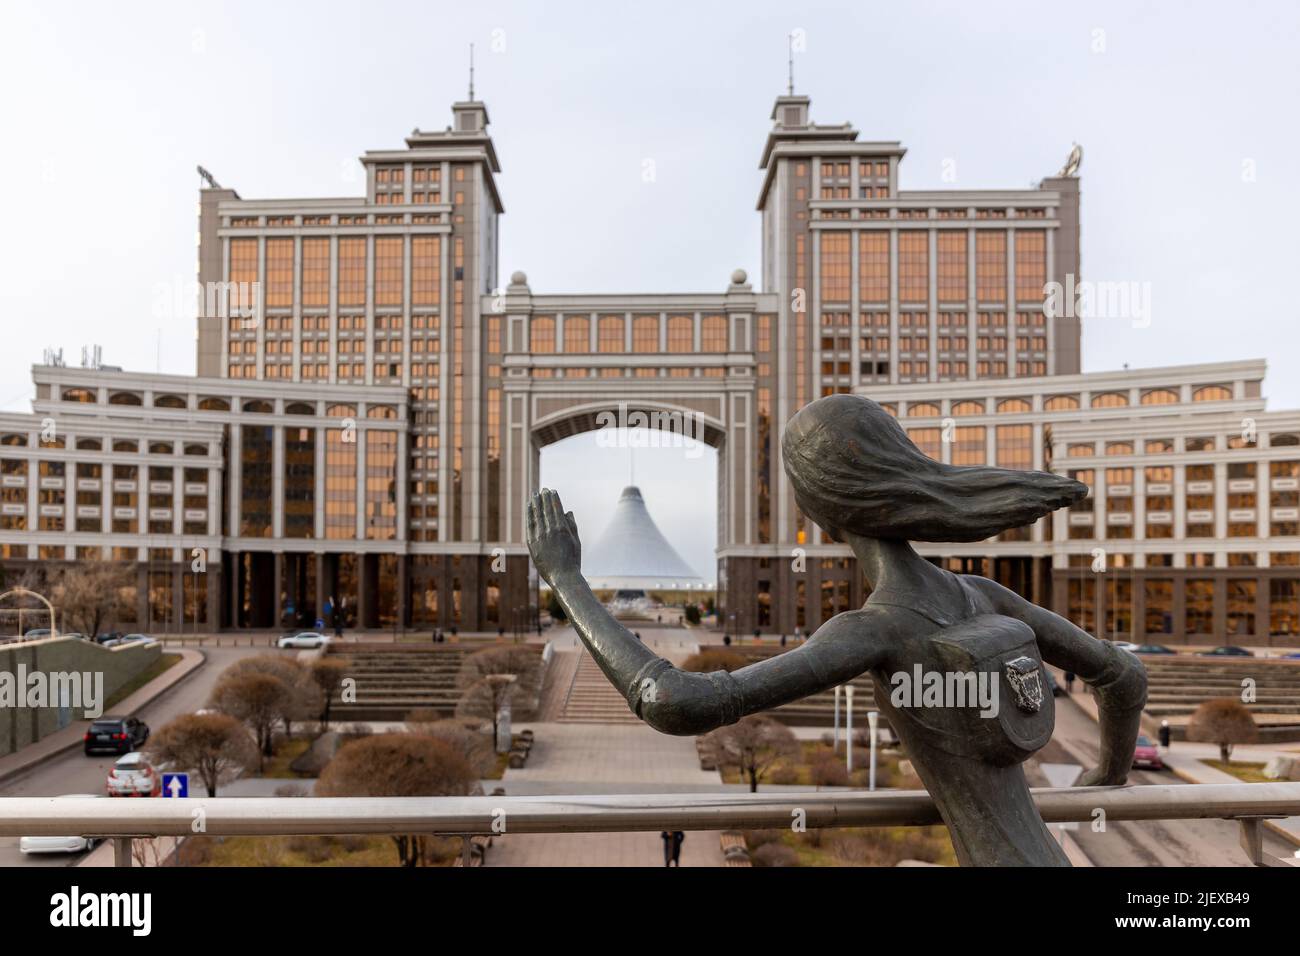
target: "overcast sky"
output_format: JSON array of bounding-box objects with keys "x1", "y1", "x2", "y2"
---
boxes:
[{"x1": 3, "y1": 1, "x2": 1297, "y2": 580}]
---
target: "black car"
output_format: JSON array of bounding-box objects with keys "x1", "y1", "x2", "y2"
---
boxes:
[
  {"x1": 1132, "y1": 644, "x2": 1176, "y2": 655},
  {"x1": 83, "y1": 717, "x2": 149, "y2": 755},
  {"x1": 1197, "y1": 645, "x2": 1254, "y2": 657}
]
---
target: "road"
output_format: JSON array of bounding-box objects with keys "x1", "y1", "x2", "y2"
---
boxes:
[
  {"x1": 0, "y1": 645, "x2": 278, "y2": 866},
  {"x1": 1046, "y1": 691, "x2": 1296, "y2": 866}
]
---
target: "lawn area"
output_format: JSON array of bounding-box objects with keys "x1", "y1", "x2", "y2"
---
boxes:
[
  {"x1": 744, "y1": 824, "x2": 957, "y2": 867},
  {"x1": 103, "y1": 652, "x2": 182, "y2": 711},
  {"x1": 716, "y1": 739, "x2": 917, "y2": 790},
  {"x1": 1200, "y1": 759, "x2": 1271, "y2": 783},
  {"x1": 259, "y1": 737, "x2": 314, "y2": 779},
  {"x1": 181, "y1": 833, "x2": 463, "y2": 867}
]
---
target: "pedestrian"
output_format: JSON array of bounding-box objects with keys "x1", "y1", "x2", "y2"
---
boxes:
[
  {"x1": 780, "y1": 633, "x2": 787, "y2": 647},
  {"x1": 1159, "y1": 720, "x2": 1171, "y2": 749},
  {"x1": 432, "y1": 627, "x2": 440, "y2": 644},
  {"x1": 660, "y1": 830, "x2": 685, "y2": 867},
  {"x1": 723, "y1": 634, "x2": 731, "y2": 646},
  {"x1": 1064, "y1": 670, "x2": 1076, "y2": 694}
]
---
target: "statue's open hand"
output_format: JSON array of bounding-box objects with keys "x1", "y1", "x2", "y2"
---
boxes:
[{"x1": 526, "y1": 488, "x2": 582, "y2": 587}]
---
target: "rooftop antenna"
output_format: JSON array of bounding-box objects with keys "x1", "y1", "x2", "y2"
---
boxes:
[
  {"x1": 787, "y1": 33, "x2": 795, "y2": 95},
  {"x1": 468, "y1": 42, "x2": 475, "y2": 100}
]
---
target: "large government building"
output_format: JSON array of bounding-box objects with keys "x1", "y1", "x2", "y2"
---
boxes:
[{"x1": 1, "y1": 92, "x2": 1296, "y2": 645}]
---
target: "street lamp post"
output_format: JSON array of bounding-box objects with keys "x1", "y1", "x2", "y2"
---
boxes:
[
  {"x1": 833, "y1": 685, "x2": 841, "y2": 754},
  {"x1": 845, "y1": 685, "x2": 855, "y2": 775},
  {"x1": 867, "y1": 711, "x2": 880, "y2": 792}
]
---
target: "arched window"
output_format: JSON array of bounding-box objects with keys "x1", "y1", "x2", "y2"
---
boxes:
[
  {"x1": 701, "y1": 315, "x2": 728, "y2": 352},
  {"x1": 879, "y1": 403, "x2": 898, "y2": 417},
  {"x1": 530, "y1": 315, "x2": 556, "y2": 354},
  {"x1": 242, "y1": 399, "x2": 273, "y2": 414},
  {"x1": 198, "y1": 397, "x2": 231, "y2": 411},
  {"x1": 1044, "y1": 395, "x2": 1080, "y2": 411},
  {"x1": 996, "y1": 398, "x2": 1032, "y2": 413},
  {"x1": 113, "y1": 439, "x2": 138, "y2": 453},
  {"x1": 153, "y1": 394, "x2": 187, "y2": 409},
  {"x1": 108, "y1": 391, "x2": 143, "y2": 406},
  {"x1": 906, "y1": 402, "x2": 941, "y2": 417},
  {"x1": 61, "y1": 387, "x2": 96, "y2": 403},
  {"x1": 1105, "y1": 442, "x2": 1134, "y2": 456},
  {"x1": 149, "y1": 442, "x2": 173, "y2": 455},
  {"x1": 326, "y1": 403, "x2": 356, "y2": 418},
  {"x1": 285, "y1": 402, "x2": 315, "y2": 416},
  {"x1": 1270, "y1": 433, "x2": 1300, "y2": 447},
  {"x1": 1192, "y1": 385, "x2": 1232, "y2": 402},
  {"x1": 184, "y1": 443, "x2": 207, "y2": 456},
  {"x1": 1067, "y1": 444, "x2": 1095, "y2": 457},
  {"x1": 367, "y1": 404, "x2": 397, "y2": 419},
  {"x1": 1090, "y1": 392, "x2": 1129, "y2": 408},
  {"x1": 951, "y1": 400, "x2": 985, "y2": 416},
  {"x1": 1140, "y1": 388, "x2": 1179, "y2": 405},
  {"x1": 1185, "y1": 436, "x2": 1215, "y2": 452},
  {"x1": 666, "y1": 315, "x2": 693, "y2": 353},
  {"x1": 76, "y1": 438, "x2": 102, "y2": 450},
  {"x1": 1, "y1": 433, "x2": 28, "y2": 446}
]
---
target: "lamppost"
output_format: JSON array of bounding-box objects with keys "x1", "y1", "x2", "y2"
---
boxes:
[
  {"x1": 833, "y1": 685, "x2": 841, "y2": 754},
  {"x1": 845, "y1": 684, "x2": 855, "y2": 775},
  {"x1": 867, "y1": 710, "x2": 880, "y2": 792}
]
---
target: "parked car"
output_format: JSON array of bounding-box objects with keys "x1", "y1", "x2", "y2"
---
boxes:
[
  {"x1": 22, "y1": 628, "x2": 52, "y2": 639},
  {"x1": 103, "y1": 633, "x2": 157, "y2": 648},
  {"x1": 19, "y1": 794, "x2": 105, "y2": 855},
  {"x1": 106, "y1": 752, "x2": 161, "y2": 797},
  {"x1": 1132, "y1": 735, "x2": 1165, "y2": 770},
  {"x1": 278, "y1": 631, "x2": 332, "y2": 649},
  {"x1": 84, "y1": 716, "x2": 150, "y2": 755},
  {"x1": 1197, "y1": 646, "x2": 1254, "y2": 657},
  {"x1": 93, "y1": 631, "x2": 124, "y2": 645},
  {"x1": 1131, "y1": 644, "x2": 1176, "y2": 655},
  {"x1": 1112, "y1": 641, "x2": 1140, "y2": 652}
]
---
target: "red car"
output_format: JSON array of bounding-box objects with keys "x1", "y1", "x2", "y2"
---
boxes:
[{"x1": 1132, "y1": 734, "x2": 1164, "y2": 771}]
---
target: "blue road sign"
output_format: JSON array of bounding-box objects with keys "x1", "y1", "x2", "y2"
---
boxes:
[{"x1": 162, "y1": 772, "x2": 188, "y2": 798}]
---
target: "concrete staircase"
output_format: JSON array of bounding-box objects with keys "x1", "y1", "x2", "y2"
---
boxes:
[
  {"x1": 324, "y1": 641, "x2": 546, "y2": 723},
  {"x1": 698, "y1": 645, "x2": 879, "y2": 726},
  {"x1": 558, "y1": 651, "x2": 641, "y2": 724},
  {"x1": 1139, "y1": 656, "x2": 1300, "y2": 740}
]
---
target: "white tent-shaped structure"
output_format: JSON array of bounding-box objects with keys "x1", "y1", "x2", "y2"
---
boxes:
[{"x1": 581, "y1": 486, "x2": 708, "y2": 591}]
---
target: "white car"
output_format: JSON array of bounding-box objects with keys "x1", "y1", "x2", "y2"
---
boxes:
[
  {"x1": 1112, "y1": 641, "x2": 1140, "y2": 652},
  {"x1": 278, "y1": 631, "x2": 332, "y2": 649},
  {"x1": 106, "y1": 752, "x2": 161, "y2": 797},
  {"x1": 19, "y1": 794, "x2": 104, "y2": 854},
  {"x1": 103, "y1": 633, "x2": 156, "y2": 648}
]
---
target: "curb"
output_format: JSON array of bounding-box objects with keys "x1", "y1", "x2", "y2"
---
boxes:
[{"x1": 0, "y1": 649, "x2": 206, "y2": 787}]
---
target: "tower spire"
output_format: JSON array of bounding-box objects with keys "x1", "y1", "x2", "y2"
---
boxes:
[
  {"x1": 468, "y1": 42, "x2": 475, "y2": 100},
  {"x1": 787, "y1": 33, "x2": 794, "y2": 95}
]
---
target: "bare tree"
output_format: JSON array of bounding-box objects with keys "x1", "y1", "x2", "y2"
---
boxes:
[
  {"x1": 455, "y1": 675, "x2": 517, "y2": 751},
  {"x1": 405, "y1": 711, "x2": 496, "y2": 776},
  {"x1": 226, "y1": 654, "x2": 322, "y2": 738},
  {"x1": 705, "y1": 716, "x2": 799, "y2": 793},
  {"x1": 1187, "y1": 697, "x2": 1259, "y2": 763},
  {"x1": 46, "y1": 560, "x2": 135, "y2": 637},
  {"x1": 149, "y1": 713, "x2": 256, "y2": 796},
  {"x1": 208, "y1": 671, "x2": 292, "y2": 770},
  {"x1": 310, "y1": 657, "x2": 351, "y2": 729},
  {"x1": 316, "y1": 733, "x2": 478, "y2": 866},
  {"x1": 458, "y1": 645, "x2": 539, "y2": 687}
]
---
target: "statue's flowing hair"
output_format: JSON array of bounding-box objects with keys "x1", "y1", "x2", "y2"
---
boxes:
[{"x1": 781, "y1": 394, "x2": 1088, "y2": 543}]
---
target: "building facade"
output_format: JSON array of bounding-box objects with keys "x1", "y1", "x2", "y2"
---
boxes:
[{"x1": 0, "y1": 91, "x2": 1295, "y2": 643}]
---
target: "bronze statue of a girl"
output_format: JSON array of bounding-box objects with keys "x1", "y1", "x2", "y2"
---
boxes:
[{"x1": 527, "y1": 394, "x2": 1147, "y2": 866}]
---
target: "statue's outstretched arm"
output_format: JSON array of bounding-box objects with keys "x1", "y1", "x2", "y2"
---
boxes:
[
  {"x1": 527, "y1": 489, "x2": 883, "y2": 735},
  {"x1": 972, "y1": 577, "x2": 1148, "y2": 785}
]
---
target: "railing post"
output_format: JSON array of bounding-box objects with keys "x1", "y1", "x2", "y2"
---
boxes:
[{"x1": 113, "y1": 837, "x2": 133, "y2": 868}]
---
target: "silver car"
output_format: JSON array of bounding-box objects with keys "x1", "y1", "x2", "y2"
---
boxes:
[
  {"x1": 19, "y1": 794, "x2": 104, "y2": 855},
  {"x1": 278, "y1": 631, "x2": 332, "y2": 649}
]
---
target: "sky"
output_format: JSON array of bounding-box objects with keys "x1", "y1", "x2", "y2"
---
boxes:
[{"x1": 2, "y1": 0, "x2": 1297, "y2": 580}]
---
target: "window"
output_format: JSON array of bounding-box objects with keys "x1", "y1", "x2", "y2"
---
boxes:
[
  {"x1": 1013, "y1": 230, "x2": 1045, "y2": 301},
  {"x1": 975, "y1": 232, "x2": 1006, "y2": 301},
  {"x1": 1141, "y1": 388, "x2": 1178, "y2": 405},
  {"x1": 374, "y1": 237, "x2": 403, "y2": 306},
  {"x1": 597, "y1": 315, "x2": 624, "y2": 353},
  {"x1": 338, "y1": 237, "x2": 366, "y2": 306},
  {"x1": 859, "y1": 233, "x2": 889, "y2": 302},
  {"x1": 1044, "y1": 395, "x2": 1079, "y2": 411},
  {"x1": 996, "y1": 398, "x2": 1031, "y2": 413},
  {"x1": 61, "y1": 388, "x2": 96, "y2": 403},
  {"x1": 952, "y1": 426, "x2": 986, "y2": 465},
  {"x1": 302, "y1": 237, "x2": 330, "y2": 307},
  {"x1": 936, "y1": 232, "x2": 967, "y2": 303},
  {"x1": 701, "y1": 315, "x2": 727, "y2": 352},
  {"x1": 906, "y1": 402, "x2": 940, "y2": 417},
  {"x1": 411, "y1": 236, "x2": 441, "y2": 306},
  {"x1": 632, "y1": 315, "x2": 658, "y2": 353},
  {"x1": 666, "y1": 315, "x2": 692, "y2": 353},
  {"x1": 820, "y1": 233, "x2": 850, "y2": 303},
  {"x1": 265, "y1": 238, "x2": 293, "y2": 307},
  {"x1": 563, "y1": 315, "x2": 590, "y2": 353},
  {"x1": 951, "y1": 400, "x2": 984, "y2": 416},
  {"x1": 1192, "y1": 384, "x2": 1232, "y2": 402},
  {"x1": 530, "y1": 316, "x2": 556, "y2": 354},
  {"x1": 897, "y1": 232, "x2": 928, "y2": 303},
  {"x1": 1090, "y1": 392, "x2": 1129, "y2": 408}
]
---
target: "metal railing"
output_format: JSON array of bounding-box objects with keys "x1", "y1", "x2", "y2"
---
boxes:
[{"x1": 3, "y1": 782, "x2": 1299, "y2": 867}]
